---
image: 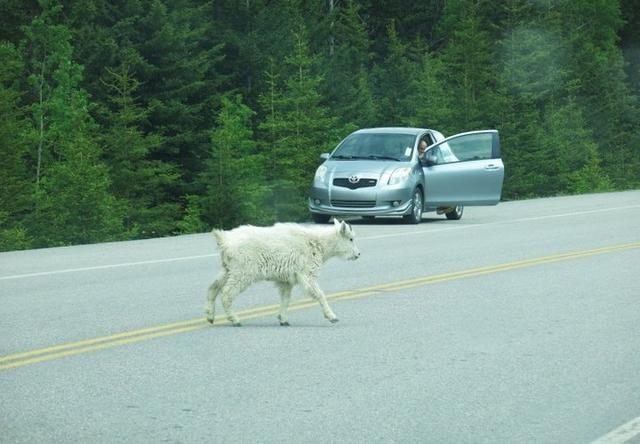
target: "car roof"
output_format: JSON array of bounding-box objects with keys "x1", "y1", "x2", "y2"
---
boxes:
[{"x1": 352, "y1": 127, "x2": 430, "y2": 136}]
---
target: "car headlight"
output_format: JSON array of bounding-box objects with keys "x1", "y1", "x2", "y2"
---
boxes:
[
  {"x1": 388, "y1": 167, "x2": 412, "y2": 185},
  {"x1": 314, "y1": 165, "x2": 328, "y2": 184}
]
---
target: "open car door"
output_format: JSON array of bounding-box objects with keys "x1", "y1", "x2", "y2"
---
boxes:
[{"x1": 422, "y1": 130, "x2": 504, "y2": 206}]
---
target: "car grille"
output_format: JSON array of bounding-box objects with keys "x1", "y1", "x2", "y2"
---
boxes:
[
  {"x1": 333, "y1": 178, "x2": 377, "y2": 189},
  {"x1": 331, "y1": 200, "x2": 376, "y2": 208}
]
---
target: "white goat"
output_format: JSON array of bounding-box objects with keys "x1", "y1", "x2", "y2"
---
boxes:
[{"x1": 206, "y1": 219, "x2": 360, "y2": 326}]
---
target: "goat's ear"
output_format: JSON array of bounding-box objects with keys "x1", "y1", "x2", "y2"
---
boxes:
[
  {"x1": 333, "y1": 218, "x2": 341, "y2": 227},
  {"x1": 340, "y1": 220, "x2": 349, "y2": 235}
]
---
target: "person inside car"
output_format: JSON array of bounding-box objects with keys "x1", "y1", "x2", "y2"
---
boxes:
[{"x1": 418, "y1": 139, "x2": 429, "y2": 160}]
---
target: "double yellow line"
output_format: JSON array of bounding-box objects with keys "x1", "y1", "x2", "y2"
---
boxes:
[{"x1": 2, "y1": 241, "x2": 639, "y2": 371}]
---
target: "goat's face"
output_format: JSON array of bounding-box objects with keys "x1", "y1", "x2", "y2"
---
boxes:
[{"x1": 333, "y1": 219, "x2": 361, "y2": 260}]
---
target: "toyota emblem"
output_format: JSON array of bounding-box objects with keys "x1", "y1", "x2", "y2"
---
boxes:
[{"x1": 348, "y1": 175, "x2": 360, "y2": 184}]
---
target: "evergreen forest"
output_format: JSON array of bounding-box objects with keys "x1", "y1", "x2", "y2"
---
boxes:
[{"x1": 1, "y1": 0, "x2": 639, "y2": 251}]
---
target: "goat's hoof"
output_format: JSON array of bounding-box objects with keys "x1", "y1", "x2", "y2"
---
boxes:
[
  {"x1": 232, "y1": 322, "x2": 242, "y2": 327},
  {"x1": 329, "y1": 318, "x2": 339, "y2": 324},
  {"x1": 280, "y1": 321, "x2": 290, "y2": 327},
  {"x1": 206, "y1": 318, "x2": 214, "y2": 324}
]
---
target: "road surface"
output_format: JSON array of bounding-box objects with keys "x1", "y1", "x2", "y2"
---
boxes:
[{"x1": 1, "y1": 191, "x2": 639, "y2": 443}]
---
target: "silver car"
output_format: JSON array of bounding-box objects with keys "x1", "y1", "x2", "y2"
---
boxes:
[{"x1": 309, "y1": 127, "x2": 504, "y2": 223}]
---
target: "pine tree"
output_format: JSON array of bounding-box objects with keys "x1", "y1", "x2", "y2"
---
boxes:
[
  {"x1": 540, "y1": 99, "x2": 610, "y2": 195},
  {"x1": 357, "y1": 0, "x2": 445, "y2": 52},
  {"x1": 321, "y1": 0, "x2": 377, "y2": 128},
  {"x1": 219, "y1": 0, "x2": 301, "y2": 108},
  {"x1": 437, "y1": 0, "x2": 499, "y2": 133},
  {"x1": 0, "y1": 0, "x2": 39, "y2": 43},
  {"x1": 133, "y1": 0, "x2": 227, "y2": 184},
  {"x1": 258, "y1": 60, "x2": 287, "y2": 184},
  {"x1": 407, "y1": 51, "x2": 451, "y2": 131},
  {"x1": 372, "y1": 21, "x2": 419, "y2": 125},
  {"x1": 494, "y1": 0, "x2": 568, "y2": 198},
  {"x1": 0, "y1": 42, "x2": 33, "y2": 251},
  {"x1": 282, "y1": 28, "x2": 341, "y2": 179},
  {"x1": 22, "y1": 4, "x2": 123, "y2": 246},
  {"x1": 620, "y1": 0, "x2": 640, "y2": 95},
  {"x1": 100, "y1": 62, "x2": 180, "y2": 238},
  {"x1": 568, "y1": 143, "x2": 614, "y2": 194},
  {"x1": 65, "y1": 0, "x2": 228, "y2": 233},
  {"x1": 200, "y1": 94, "x2": 268, "y2": 229},
  {"x1": 258, "y1": 27, "x2": 339, "y2": 221},
  {"x1": 554, "y1": 0, "x2": 635, "y2": 188}
]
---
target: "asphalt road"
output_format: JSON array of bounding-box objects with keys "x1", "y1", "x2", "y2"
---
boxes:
[{"x1": 1, "y1": 191, "x2": 640, "y2": 444}]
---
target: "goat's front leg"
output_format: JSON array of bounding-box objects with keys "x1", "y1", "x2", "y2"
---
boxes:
[
  {"x1": 276, "y1": 282, "x2": 293, "y2": 326},
  {"x1": 298, "y1": 274, "x2": 338, "y2": 323}
]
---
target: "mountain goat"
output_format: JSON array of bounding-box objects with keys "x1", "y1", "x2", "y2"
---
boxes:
[{"x1": 206, "y1": 219, "x2": 360, "y2": 326}]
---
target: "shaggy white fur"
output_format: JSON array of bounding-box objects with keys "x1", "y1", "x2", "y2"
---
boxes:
[{"x1": 206, "y1": 219, "x2": 360, "y2": 326}]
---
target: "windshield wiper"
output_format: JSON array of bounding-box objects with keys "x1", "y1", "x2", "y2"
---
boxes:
[
  {"x1": 363, "y1": 155, "x2": 400, "y2": 161},
  {"x1": 331, "y1": 154, "x2": 356, "y2": 160},
  {"x1": 331, "y1": 154, "x2": 375, "y2": 160},
  {"x1": 331, "y1": 154, "x2": 400, "y2": 161}
]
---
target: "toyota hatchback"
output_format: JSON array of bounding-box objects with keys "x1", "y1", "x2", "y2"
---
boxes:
[{"x1": 308, "y1": 127, "x2": 504, "y2": 223}]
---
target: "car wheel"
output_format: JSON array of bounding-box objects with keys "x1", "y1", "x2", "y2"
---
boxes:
[
  {"x1": 403, "y1": 189, "x2": 423, "y2": 224},
  {"x1": 445, "y1": 205, "x2": 464, "y2": 220},
  {"x1": 311, "y1": 213, "x2": 331, "y2": 224}
]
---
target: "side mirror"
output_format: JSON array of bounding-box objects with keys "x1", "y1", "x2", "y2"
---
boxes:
[
  {"x1": 320, "y1": 153, "x2": 330, "y2": 161},
  {"x1": 425, "y1": 154, "x2": 438, "y2": 166}
]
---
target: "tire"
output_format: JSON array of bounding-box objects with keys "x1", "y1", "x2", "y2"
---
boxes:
[
  {"x1": 445, "y1": 205, "x2": 464, "y2": 220},
  {"x1": 311, "y1": 213, "x2": 331, "y2": 224},
  {"x1": 403, "y1": 189, "x2": 423, "y2": 224}
]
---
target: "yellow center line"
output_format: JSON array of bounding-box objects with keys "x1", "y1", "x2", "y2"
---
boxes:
[{"x1": 2, "y1": 241, "x2": 639, "y2": 371}]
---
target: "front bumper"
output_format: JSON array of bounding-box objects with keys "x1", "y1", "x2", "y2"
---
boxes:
[{"x1": 308, "y1": 184, "x2": 414, "y2": 216}]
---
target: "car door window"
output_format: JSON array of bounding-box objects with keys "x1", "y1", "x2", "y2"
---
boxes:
[{"x1": 428, "y1": 132, "x2": 496, "y2": 165}]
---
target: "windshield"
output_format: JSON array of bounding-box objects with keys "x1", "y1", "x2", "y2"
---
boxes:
[{"x1": 332, "y1": 132, "x2": 417, "y2": 161}]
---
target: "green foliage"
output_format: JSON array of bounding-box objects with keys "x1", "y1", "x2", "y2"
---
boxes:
[
  {"x1": 499, "y1": 26, "x2": 567, "y2": 105},
  {"x1": 33, "y1": 158, "x2": 123, "y2": 246},
  {"x1": 438, "y1": 0, "x2": 499, "y2": 132},
  {"x1": 407, "y1": 51, "x2": 451, "y2": 130},
  {"x1": 0, "y1": 42, "x2": 33, "y2": 245},
  {"x1": 200, "y1": 93, "x2": 267, "y2": 229},
  {"x1": 372, "y1": 21, "x2": 419, "y2": 125},
  {"x1": 258, "y1": 27, "x2": 342, "y2": 221},
  {"x1": 21, "y1": 4, "x2": 123, "y2": 247},
  {"x1": 100, "y1": 62, "x2": 180, "y2": 238},
  {"x1": 540, "y1": 100, "x2": 603, "y2": 194},
  {"x1": 176, "y1": 195, "x2": 208, "y2": 234},
  {"x1": 321, "y1": 0, "x2": 377, "y2": 127},
  {"x1": 0, "y1": 211, "x2": 32, "y2": 251},
  {"x1": 568, "y1": 144, "x2": 614, "y2": 194},
  {"x1": 0, "y1": 0, "x2": 639, "y2": 250}
]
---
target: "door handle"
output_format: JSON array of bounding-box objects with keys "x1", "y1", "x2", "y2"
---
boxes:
[{"x1": 484, "y1": 164, "x2": 500, "y2": 171}]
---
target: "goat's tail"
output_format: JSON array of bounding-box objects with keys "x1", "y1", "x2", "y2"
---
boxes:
[
  {"x1": 212, "y1": 229, "x2": 231, "y2": 269},
  {"x1": 212, "y1": 229, "x2": 225, "y2": 249}
]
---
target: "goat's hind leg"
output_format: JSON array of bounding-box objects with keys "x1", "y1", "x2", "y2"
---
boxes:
[
  {"x1": 206, "y1": 271, "x2": 227, "y2": 324},
  {"x1": 220, "y1": 275, "x2": 249, "y2": 327}
]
